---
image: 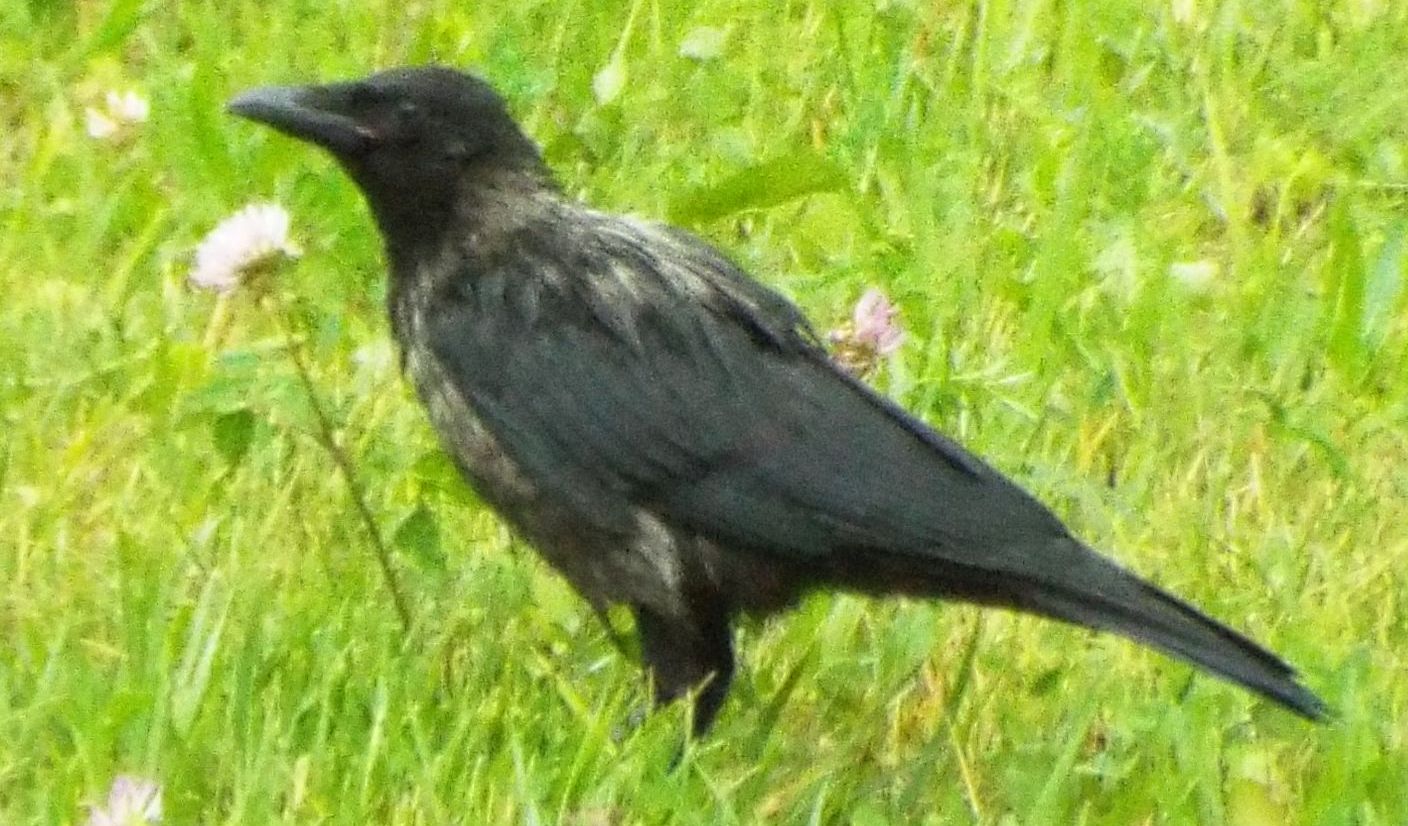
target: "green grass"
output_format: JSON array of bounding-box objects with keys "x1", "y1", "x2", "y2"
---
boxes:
[{"x1": 3, "y1": 0, "x2": 1406, "y2": 822}]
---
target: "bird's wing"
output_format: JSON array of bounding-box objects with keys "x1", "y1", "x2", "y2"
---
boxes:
[
  {"x1": 422, "y1": 213, "x2": 1331, "y2": 721},
  {"x1": 423, "y1": 212, "x2": 1070, "y2": 568}
]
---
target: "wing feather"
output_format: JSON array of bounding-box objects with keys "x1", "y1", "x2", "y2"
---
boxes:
[{"x1": 425, "y1": 214, "x2": 1069, "y2": 566}]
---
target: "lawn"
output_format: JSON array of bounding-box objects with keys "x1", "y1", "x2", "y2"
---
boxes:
[{"x1": 2, "y1": 0, "x2": 1405, "y2": 822}]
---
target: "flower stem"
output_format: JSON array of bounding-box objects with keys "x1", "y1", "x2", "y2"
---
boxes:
[
  {"x1": 202, "y1": 293, "x2": 233, "y2": 350},
  {"x1": 264, "y1": 291, "x2": 413, "y2": 635}
]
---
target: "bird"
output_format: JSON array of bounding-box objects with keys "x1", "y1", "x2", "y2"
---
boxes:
[{"x1": 228, "y1": 65, "x2": 1326, "y2": 735}]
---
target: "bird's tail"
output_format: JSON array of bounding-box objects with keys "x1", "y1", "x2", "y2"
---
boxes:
[{"x1": 924, "y1": 538, "x2": 1328, "y2": 720}]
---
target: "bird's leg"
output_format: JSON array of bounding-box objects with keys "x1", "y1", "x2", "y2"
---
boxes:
[
  {"x1": 587, "y1": 599, "x2": 634, "y2": 659},
  {"x1": 632, "y1": 604, "x2": 735, "y2": 736}
]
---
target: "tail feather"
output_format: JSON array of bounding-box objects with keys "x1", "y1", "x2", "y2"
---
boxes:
[
  {"x1": 1007, "y1": 540, "x2": 1328, "y2": 720},
  {"x1": 842, "y1": 535, "x2": 1327, "y2": 718}
]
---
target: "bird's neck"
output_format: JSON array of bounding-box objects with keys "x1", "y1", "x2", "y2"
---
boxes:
[
  {"x1": 382, "y1": 170, "x2": 561, "y2": 341},
  {"x1": 385, "y1": 170, "x2": 558, "y2": 271}
]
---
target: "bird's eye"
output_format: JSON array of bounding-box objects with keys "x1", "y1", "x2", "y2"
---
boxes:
[{"x1": 386, "y1": 100, "x2": 425, "y2": 144}]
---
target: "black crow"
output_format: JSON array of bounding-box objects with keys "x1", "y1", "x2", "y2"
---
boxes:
[{"x1": 228, "y1": 66, "x2": 1326, "y2": 734}]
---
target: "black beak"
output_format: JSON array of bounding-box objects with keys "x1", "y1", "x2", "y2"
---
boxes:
[{"x1": 228, "y1": 84, "x2": 375, "y2": 155}]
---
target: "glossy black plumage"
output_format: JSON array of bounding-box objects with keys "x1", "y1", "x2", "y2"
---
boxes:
[{"x1": 229, "y1": 65, "x2": 1326, "y2": 735}]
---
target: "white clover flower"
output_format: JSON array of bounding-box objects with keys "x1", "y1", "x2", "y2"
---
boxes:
[
  {"x1": 189, "y1": 203, "x2": 302, "y2": 293},
  {"x1": 106, "y1": 90, "x2": 150, "y2": 123},
  {"x1": 85, "y1": 109, "x2": 121, "y2": 140},
  {"x1": 1169, "y1": 260, "x2": 1217, "y2": 293},
  {"x1": 1171, "y1": 0, "x2": 1197, "y2": 25},
  {"x1": 85, "y1": 89, "x2": 149, "y2": 141},
  {"x1": 679, "y1": 26, "x2": 728, "y2": 61},
  {"x1": 87, "y1": 775, "x2": 162, "y2": 826},
  {"x1": 593, "y1": 60, "x2": 626, "y2": 105}
]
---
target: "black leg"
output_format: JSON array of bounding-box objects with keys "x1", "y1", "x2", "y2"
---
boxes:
[{"x1": 632, "y1": 604, "x2": 735, "y2": 735}]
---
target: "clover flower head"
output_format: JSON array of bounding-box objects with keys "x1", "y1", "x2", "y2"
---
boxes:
[
  {"x1": 827, "y1": 287, "x2": 905, "y2": 377},
  {"x1": 1169, "y1": 259, "x2": 1217, "y2": 293},
  {"x1": 85, "y1": 90, "x2": 149, "y2": 141},
  {"x1": 87, "y1": 775, "x2": 162, "y2": 826},
  {"x1": 851, "y1": 288, "x2": 905, "y2": 356},
  {"x1": 189, "y1": 203, "x2": 302, "y2": 293}
]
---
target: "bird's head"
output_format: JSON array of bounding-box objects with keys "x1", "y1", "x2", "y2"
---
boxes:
[{"x1": 229, "y1": 66, "x2": 548, "y2": 245}]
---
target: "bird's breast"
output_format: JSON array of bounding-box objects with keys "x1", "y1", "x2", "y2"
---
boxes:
[
  {"x1": 397, "y1": 307, "x2": 538, "y2": 510},
  {"x1": 387, "y1": 281, "x2": 804, "y2": 622}
]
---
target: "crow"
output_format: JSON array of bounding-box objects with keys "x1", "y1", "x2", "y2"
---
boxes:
[{"x1": 229, "y1": 66, "x2": 1326, "y2": 735}]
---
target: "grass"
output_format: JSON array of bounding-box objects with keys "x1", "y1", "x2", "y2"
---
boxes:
[{"x1": 2, "y1": 0, "x2": 1406, "y2": 822}]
